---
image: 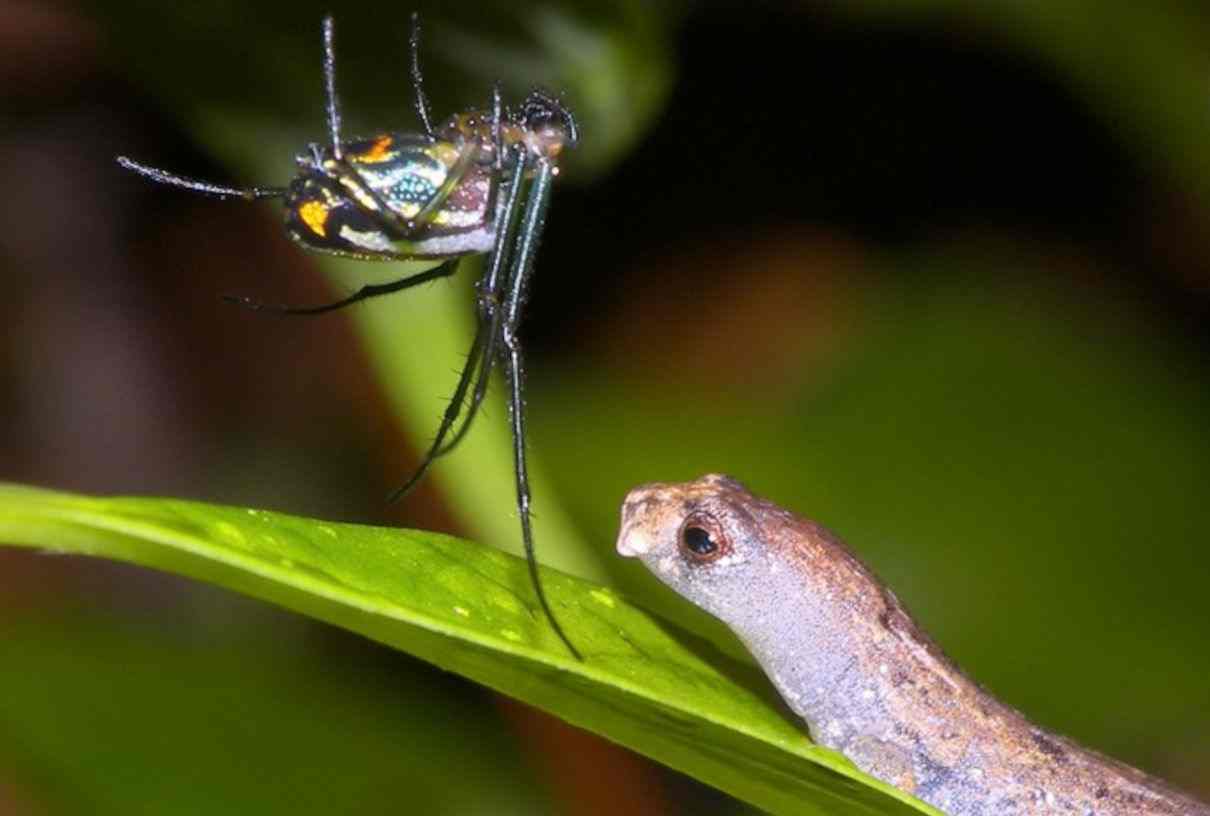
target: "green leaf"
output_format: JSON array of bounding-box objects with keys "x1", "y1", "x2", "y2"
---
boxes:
[{"x1": 0, "y1": 483, "x2": 940, "y2": 816}]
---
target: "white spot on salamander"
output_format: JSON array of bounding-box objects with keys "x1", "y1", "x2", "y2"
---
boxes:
[{"x1": 616, "y1": 529, "x2": 653, "y2": 557}]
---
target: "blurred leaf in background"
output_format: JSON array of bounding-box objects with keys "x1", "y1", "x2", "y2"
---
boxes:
[{"x1": 0, "y1": 613, "x2": 551, "y2": 816}]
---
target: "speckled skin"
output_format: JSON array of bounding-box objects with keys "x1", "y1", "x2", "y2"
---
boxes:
[{"x1": 615, "y1": 474, "x2": 1209, "y2": 816}]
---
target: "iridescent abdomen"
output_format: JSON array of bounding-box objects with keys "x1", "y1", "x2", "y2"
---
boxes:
[{"x1": 284, "y1": 133, "x2": 497, "y2": 260}]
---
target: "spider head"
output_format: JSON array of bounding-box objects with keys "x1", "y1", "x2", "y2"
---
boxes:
[{"x1": 513, "y1": 90, "x2": 578, "y2": 161}]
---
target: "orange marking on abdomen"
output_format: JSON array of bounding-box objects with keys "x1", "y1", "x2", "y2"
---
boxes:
[
  {"x1": 298, "y1": 200, "x2": 329, "y2": 237},
  {"x1": 355, "y1": 135, "x2": 395, "y2": 163}
]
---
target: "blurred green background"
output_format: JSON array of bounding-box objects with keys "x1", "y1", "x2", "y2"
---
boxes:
[{"x1": 2, "y1": 0, "x2": 1208, "y2": 813}]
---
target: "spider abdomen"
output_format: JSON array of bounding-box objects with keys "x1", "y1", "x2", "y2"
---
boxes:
[{"x1": 285, "y1": 133, "x2": 498, "y2": 260}]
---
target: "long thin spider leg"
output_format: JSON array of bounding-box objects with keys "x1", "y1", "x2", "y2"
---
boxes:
[
  {"x1": 322, "y1": 16, "x2": 343, "y2": 158},
  {"x1": 224, "y1": 259, "x2": 458, "y2": 316},
  {"x1": 409, "y1": 12, "x2": 435, "y2": 138},
  {"x1": 116, "y1": 157, "x2": 285, "y2": 200},
  {"x1": 497, "y1": 157, "x2": 581, "y2": 660},
  {"x1": 435, "y1": 312, "x2": 498, "y2": 456},
  {"x1": 433, "y1": 267, "x2": 508, "y2": 456},
  {"x1": 386, "y1": 314, "x2": 487, "y2": 503},
  {"x1": 389, "y1": 148, "x2": 528, "y2": 496},
  {"x1": 434, "y1": 146, "x2": 527, "y2": 456},
  {"x1": 491, "y1": 82, "x2": 504, "y2": 172}
]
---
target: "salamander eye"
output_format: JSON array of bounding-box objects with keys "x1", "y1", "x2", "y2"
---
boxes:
[{"x1": 678, "y1": 512, "x2": 729, "y2": 564}]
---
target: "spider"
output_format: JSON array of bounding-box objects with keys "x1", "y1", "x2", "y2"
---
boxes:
[{"x1": 117, "y1": 14, "x2": 581, "y2": 659}]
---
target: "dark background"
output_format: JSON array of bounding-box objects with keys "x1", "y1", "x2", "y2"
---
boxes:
[{"x1": 2, "y1": 1, "x2": 1208, "y2": 813}]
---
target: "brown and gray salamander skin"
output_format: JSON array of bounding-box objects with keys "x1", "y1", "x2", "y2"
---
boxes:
[{"x1": 616, "y1": 474, "x2": 1209, "y2": 816}]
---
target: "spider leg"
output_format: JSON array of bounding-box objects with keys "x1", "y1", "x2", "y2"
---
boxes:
[
  {"x1": 321, "y1": 16, "x2": 343, "y2": 158},
  {"x1": 409, "y1": 12, "x2": 436, "y2": 139},
  {"x1": 433, "y1": 297, "x2": 499, "y2": 457},
  {"x1": 432, "y1": 265, "x2": 506, "y2": 457},
  {"x1": 497, "y1": 156, "x2": 581, "y2": 659},
  {"x1": 386, "y1": 310, "x2": 488, "y2": 503},
  {"x1": 224, "y1": 259, "x2": 459, "y2": 316},
  {"x1": 491, "y1": 83, "x2": 504, "y2": 172},
  {"x1": 431, "y1": 134, "x2": 524, "y2": 456},
  {"x1": 388, "y1": 147, "x2": 529, "y2": 498},
  {"x1": 116, "y1": 157, "x2": 285, "y2": 200}
]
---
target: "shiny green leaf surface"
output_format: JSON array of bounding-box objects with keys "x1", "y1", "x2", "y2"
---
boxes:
[{"x1": 0, "y1": 484, "x2": 940, "y2": 816}]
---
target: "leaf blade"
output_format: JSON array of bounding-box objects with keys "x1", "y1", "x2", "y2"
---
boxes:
[{"x1": 0, "y1": 483, "x2": 939, "y2": 816}]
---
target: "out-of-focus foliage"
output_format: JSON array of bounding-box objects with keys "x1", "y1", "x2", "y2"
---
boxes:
[
  {"x1": 2, "y1": 0, "x2": 1209, "y2": 813},
  {"x1": 0, "y1": 614, "x2": 550, "y2": 816},
  {"x1": 841, "y1": 0, "x2": 1210, "y2": 203}
]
